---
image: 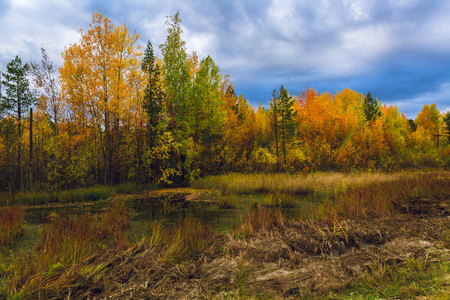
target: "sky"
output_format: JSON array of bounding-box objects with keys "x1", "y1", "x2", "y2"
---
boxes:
[{"x1": 1, "y1": 0, "x2": 450, "y2": 119}]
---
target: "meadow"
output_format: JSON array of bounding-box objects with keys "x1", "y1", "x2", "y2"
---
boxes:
[{"x1": 0, "y1": 170, "x2": 449, "y2": 299}]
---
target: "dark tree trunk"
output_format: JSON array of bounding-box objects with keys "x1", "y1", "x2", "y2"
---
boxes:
[{"x1": 29, "y1": 108, "x2": 33, "y2": 191}]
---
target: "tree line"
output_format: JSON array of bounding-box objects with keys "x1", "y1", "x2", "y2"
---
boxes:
[{"x1": 1, "y1": 12, "x2": 450, "y2": 192}]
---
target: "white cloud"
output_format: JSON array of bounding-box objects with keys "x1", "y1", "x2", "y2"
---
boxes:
[
  {"x1": 2, "y1": 0, "x2": 450, "y2": 116},
  {"x1": 340, "y1": 25, "x2": 393, "y2": 60},
  {"x1": 387, "y1": 82, "x2": 450, "y2": 118},
  {"x1": 0, "y1": 0, "x2": 89, "y2": 65}
]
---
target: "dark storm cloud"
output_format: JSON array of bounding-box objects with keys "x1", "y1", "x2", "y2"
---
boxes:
[{"x1": 1, "y1": 0, "x2": 450, "y2": 118}]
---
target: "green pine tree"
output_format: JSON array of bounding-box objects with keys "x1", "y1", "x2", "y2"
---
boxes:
[
  {"x1": 444, "y1": 112, "x2": 450, "y2": 144},
  {"x1": 1, "y1": 55, "x2": 34, "y2": 191},
  {"x1": 142, "y1": 41, "x2": 164, "y2": 148},
  {"x1": 269, "y1": 88, "x2": 280, "y2": 172},
  {"x1": 141, "y1": 41, "x2": 165, "y2": 183},
  {"x1": 363, "y1": 91, "x2": 381, "y2": 122},
  {"x1": 278, "y1": 85, "x2": 297, "y2": 164}
]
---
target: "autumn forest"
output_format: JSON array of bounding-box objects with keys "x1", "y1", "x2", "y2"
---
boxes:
[{"x1": 1, "y1": 12, "x2": 450, "y2": 192}]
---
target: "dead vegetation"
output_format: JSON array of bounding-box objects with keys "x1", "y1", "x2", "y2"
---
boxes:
[
  {"x1": 24, "y1": 196, "x2": 447, "y2": 300},
  {"x1": 2, "y1": 172, "x2": 450, "y2": 299}
]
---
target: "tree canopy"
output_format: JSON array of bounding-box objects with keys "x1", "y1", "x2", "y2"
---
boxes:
[{"x1": 1, "y1": 11, "x2": 449, "y2": 191}]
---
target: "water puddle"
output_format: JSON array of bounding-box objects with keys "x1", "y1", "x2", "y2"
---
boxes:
[
  {"x1": 24, "y1": 200, "x2": 108, "y2": 224},
  {"x1": 22, "y1": 191, "x2": 248, "y2": 232}
]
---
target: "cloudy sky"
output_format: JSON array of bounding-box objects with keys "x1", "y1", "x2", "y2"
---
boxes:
[{"x1": 1, "y1": 0, "x2": 450, "y2": 118}]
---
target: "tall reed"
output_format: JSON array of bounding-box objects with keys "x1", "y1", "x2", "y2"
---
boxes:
[
  {"x1": 98, "y1": 197, "x2": 130, "y2": 242},
  {"x1": 233, "y1": 206, "x2": 286, "y2": 238},
  {"x1": 1, "y1": 197, "x2": 130, "y2": 299},
  {"x1": 163, "y1": 219, "x2": 213, "y2": 263},
  {"x1": 194, "y1": 171, "x2": 450, "y2": 220},
  {"x1": 319, "y1": 171, "x2": 450, "y2": 220},
  {"x1": 14, "y1": 185, "x2": 115, "y2": 206},
  {"x1": 0, "y1": 205, "x2": 24, "y2": 246}
]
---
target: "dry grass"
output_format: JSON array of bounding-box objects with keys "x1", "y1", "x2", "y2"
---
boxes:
[
  {"x1": 319, "y1": 170, "x2": 450, "y2": 220},
  {"x1": 0, "y1": 197, "x2": 131, "y2": 299},
  {"x1": 233, "y1": 206, "x2": 286, "y2": 238},
  {"x1": 0, "y1": 195, "x2": 216, "y2": 299},
  {"x1": 163, "y1": 219, "x2": 214, "y2": 263},
  {"x1": 2, "y1": 170, "x2": 449, "y2": 298},
  {"x1": 194, "y1": 170, "x2": 450, "y2": 220},
  {"x1": 0, "y1": 205, "x2": 24, "y2": 247}
]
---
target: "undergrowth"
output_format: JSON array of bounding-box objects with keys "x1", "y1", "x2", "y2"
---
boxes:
[
  {"x1": 335, "y1": 258, "x2": 450, "y2": 299},
  {"x1": 1, "y1": 170, "x2": 449, "y2": 298},
  {"x1": 194, "y1": 170, "x2": 450, "y2": 220},
  {"x1": 0, "y1": 197, "x2": 130, "y2": 299},
  {"x1": 0, "y1": 206, "x2": 24, "y2": 247},
  {"x1": 233, "y1": 205, "x2": 286, "y2": 238},
  {"x1": 13, "y1": 185, "x2": 115, "y2": 206},
  {"x1": 5, "y1": 181, "x2": 157, "y2": 207}
]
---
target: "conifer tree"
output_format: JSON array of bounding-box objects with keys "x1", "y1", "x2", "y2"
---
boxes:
[
  {"x1": 141, "y1": 41, "x2": 165, "y2": 182},
  {"x1": 363, "y1": 91, "x2": 381, "y2": 122},
  {"x1": 270, "y1": 85, "x2": 296, "y2": 170},
  {"x1": 278, "y1": 85, "x2": 296, "y2": 164},
  {"x1": 1, "y1": 55, "x2": 33, "y2": 190},
  {"x1": 142, "y1": 41, "x2": 164, "y2": 148},
  {"x1": 269, "y1": 89, "x2": 280, "y2": 171},
  {"x1": 444, "y1": 112, "x2": 450, "y2": 144}
]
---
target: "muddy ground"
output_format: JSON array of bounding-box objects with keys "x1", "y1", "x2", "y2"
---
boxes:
[{"x1": 71, "y1": 196, "x2": 450, "y2": 299}]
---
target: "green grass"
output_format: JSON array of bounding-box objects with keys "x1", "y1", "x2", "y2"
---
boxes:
[
  {"x1": 333, "y1": 258, "x2": 450, "y2": 299},
  {"x1": 7, "y1": 182, "x2": 160, "y2": 207},
  {"x1": 218, "y1": 194, "x2": 236, "y2": 209},
  {"x1": 6, "y1": 182, "x2": 158, "y2": 207},
  {"x1": 115, "y1": 181, "x2": 158, "y2": 194},
  {"x1": 12, "y1": 185, "x2": 115, "y2": 206}
]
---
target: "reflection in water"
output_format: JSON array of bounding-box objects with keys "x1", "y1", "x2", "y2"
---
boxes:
[
  {"x1": 24, "y1": 201, "x2": 108, "y2": 224},
  {"x1": 130, "y1": 194, "x2": 243, "y2": 232},
  {"x1": 24, "y1": 192, "x2": 309, "y2": 235}
]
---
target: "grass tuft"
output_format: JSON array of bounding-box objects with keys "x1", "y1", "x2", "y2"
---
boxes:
[
  {"x1": 337, "y1": 258, "x2": 450, "y2": 299},
  {"x1": 13, "y1": 185, "x2": 115, "y2": 206},
  {"x1": 194, "y1": 170, "x2": 450, "y2": 220},
  {"x1": 0, "y1": 206, "x2": 24, "y2": 247},
  {"x1": 0, "y1": 197, "x2": 130, "y2": 299},
  {"x1": 218, "y1": 194, "x2": 236, "y2": 209},
  {"x1": 233, "y1": 206, "x2": 286, "y2": 238},
  {"x1": 97, "y1": 197, "x2": 130, "y2": 242},
  {"x1": 164, "y1": 219, "x2": 213, "y2": 263}
]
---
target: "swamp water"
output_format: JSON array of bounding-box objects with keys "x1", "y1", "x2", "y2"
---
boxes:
[
  {"x1": 15, "y1": 190, "x2": 314, "y2": 252},
  {"x1": 23, "y1": 192, "x2": 243, "y2": 230}
]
